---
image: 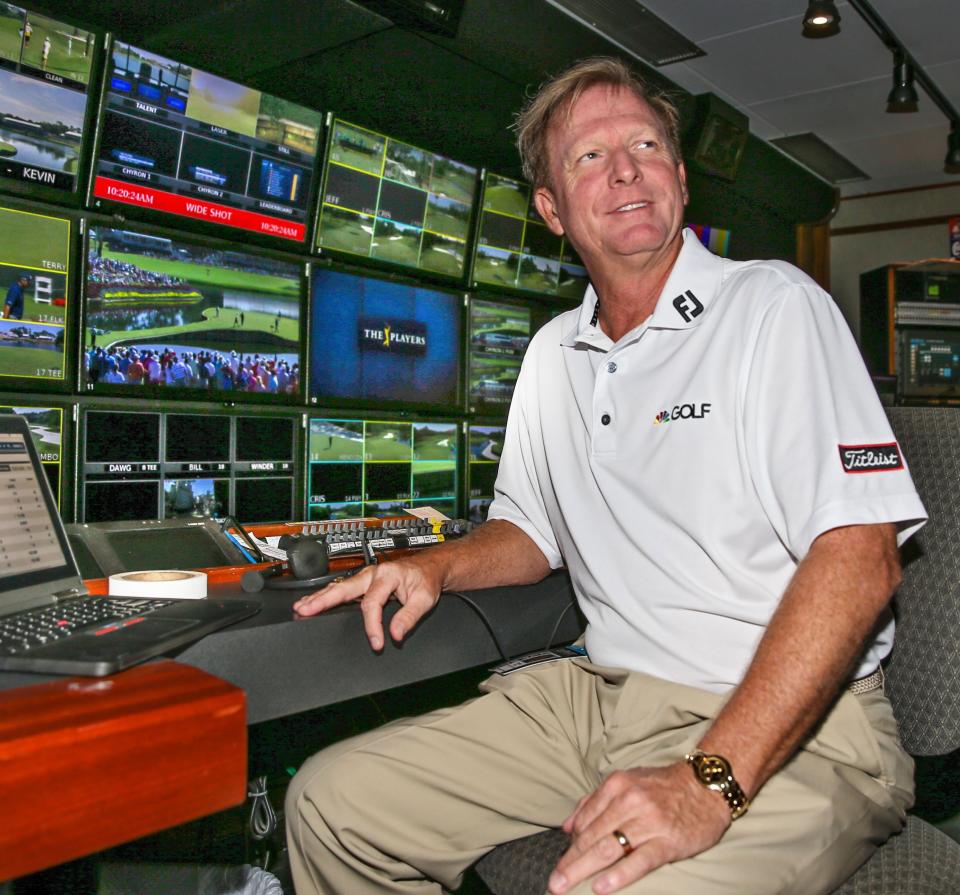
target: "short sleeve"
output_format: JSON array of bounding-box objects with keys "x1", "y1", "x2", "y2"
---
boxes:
[
  {"x1": 743, "y1": 280, "x2": 927, "y2": 559},
  {"x1": 486, "y1": 353, "x2": 564, "y2": 569}
]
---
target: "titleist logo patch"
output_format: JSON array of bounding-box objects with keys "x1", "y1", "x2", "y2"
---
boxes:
[{"x1": 838, "y1": 443, "x2": 903, "y2": 473}]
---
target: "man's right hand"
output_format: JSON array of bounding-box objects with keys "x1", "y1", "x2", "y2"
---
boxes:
[{"x1": 292, "y1": 558, "x2": 442, "y2": 651}]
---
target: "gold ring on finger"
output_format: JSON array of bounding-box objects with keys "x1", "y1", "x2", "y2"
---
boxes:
[{"x1": 612, "y1": 828, "x2": 633, "y2": 855}]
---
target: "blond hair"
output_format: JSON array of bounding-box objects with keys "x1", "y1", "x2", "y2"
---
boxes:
[{"x1": 514, "y1": 57, "x2": 681, "y2": 189}]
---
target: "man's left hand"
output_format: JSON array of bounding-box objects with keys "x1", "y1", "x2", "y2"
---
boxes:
[{"x1": 548, "y1": 762, "x2": 731, "y2": 894}]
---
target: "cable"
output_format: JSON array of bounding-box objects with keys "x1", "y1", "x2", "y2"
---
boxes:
[
  {"x1": 445, "y1": 590, "x2": 509, "y2": 661},
  {"x1": 247, "y1": 775, "x2": 278, "y2": 842},
  {"x1": 544, "y1": 599, "x2": 577, "y2": 651}
]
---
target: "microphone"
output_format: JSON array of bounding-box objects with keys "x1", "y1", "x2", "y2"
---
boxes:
[{"x1": 241, "y1": 562, "x2": 286, "y2": 593}]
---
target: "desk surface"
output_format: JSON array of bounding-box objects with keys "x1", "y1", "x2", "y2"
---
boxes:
[
  {"x1": 0, "y1": 570, "x2": 580, "y2": 724},
  {"x1": 0, "y1": 572, "x2": 579, "y2": 881}
]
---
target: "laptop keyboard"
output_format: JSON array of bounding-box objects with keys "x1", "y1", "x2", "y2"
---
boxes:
[{"x1": 0, "y1": 597, "x2": 174, "y2": 654}]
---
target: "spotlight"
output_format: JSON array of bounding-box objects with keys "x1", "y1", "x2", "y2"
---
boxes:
[
  {"x1": 802, "y1": 0, "x2": 840, "y2": 38},
  {"x1": 946, "y1": 125, "x2": 960, "y2": 175},
  {"x1": 887, "y1": 52, "x2": 919, "y2": 113}
]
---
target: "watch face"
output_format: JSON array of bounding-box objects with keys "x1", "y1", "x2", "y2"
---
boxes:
[{"x1": 695, "y1": 754, "x2": 730, "y2": 785}]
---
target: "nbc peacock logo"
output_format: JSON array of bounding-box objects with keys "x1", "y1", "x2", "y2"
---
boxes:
[{"x1": 653, "y1": 410, "x2": 670, "y2": 426}]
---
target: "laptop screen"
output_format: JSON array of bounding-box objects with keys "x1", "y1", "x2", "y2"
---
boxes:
[{"x1": 0, "y1": 416, "x2": 79, "y2": 611}]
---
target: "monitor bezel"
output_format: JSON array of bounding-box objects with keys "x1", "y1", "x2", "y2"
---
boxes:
[
  {"x1": 0, "y1": 396, "x2": 73, "y2": 520},
  {"x1": 77, "y1": 400, "x2": 304, "y2": 524},
  {"x1": 465, "y1": 293, "x2": 536, "y2": 419},
  {"x1": 468, "y1": 168, "x2": 589, "y2": 302},
  {"x1": 79, "y1": 215, "x2": 309, "y2": 406},
  {"x1": 0, "y1": 198, "x2": 75, "y2": 394},
  {"x1": 0, "y1": 5, "x2": 102, "y2": 208},
  {"x1": 305, "y1": 410, "x2": 462, "y2": 521},
  {"x1": 84, "y1": 34, "x2": 324, "y2": 249},
  {"x1": 312, "y1": 115, "x2": 479, "y2": 288},
  {"x1": 307, "y1": 257, "x2": 466, "y2": 415}
]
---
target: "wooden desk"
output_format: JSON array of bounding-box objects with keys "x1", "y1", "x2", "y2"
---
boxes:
[
  {"x1": 0, "y1": 661, "x2": 246, "y2": 883},
  {"x1": 0, "y1": 570, "x2": 580, "y2": 882}
]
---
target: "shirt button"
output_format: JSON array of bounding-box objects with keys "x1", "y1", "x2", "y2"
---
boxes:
[
  {"x1": 601, "y1": 413, "x2": 611, "y2": 426},
  {"x1": 606, "y1": 362, "x2": 617, "y2": 373}
]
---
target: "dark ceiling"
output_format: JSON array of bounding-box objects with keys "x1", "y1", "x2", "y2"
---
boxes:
[
  {"x1": 34, "y1": 0, "x2": 835, "y2": 260},
  {"x1": 39, "y1": 0, "x2": 681, "y2": 178}
]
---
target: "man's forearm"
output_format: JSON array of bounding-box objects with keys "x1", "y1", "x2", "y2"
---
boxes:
[
  {"x1": 696, "y1": 522, "x2": 901, "y2": 799},
  {"x1": 408, "y1": 518, "x2": 552, "y2": 593}
]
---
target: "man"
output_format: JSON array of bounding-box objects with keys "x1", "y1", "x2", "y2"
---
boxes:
[
  {"x1": 287, "y1": 58, "x2": 926, "y2": 895},
  {"x1": 4, "y1": 275, "x2": 30, "y2": 320}
]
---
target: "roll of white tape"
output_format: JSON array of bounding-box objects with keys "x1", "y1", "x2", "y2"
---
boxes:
[{"x1": 108, "y1": 570, "x2": 208, "y2": 600}]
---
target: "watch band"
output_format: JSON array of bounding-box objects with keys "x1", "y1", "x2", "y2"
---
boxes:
[{"x1": 684, "y1": 750, "x2": 750, "y2": 820}]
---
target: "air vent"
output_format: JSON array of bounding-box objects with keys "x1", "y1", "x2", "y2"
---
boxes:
[
  {"x1": 546, "y1": 0, "x2": 704, "y2": 67},
  {"x1": 770, "y1": 132, "x2": 869, "y2": 184}
]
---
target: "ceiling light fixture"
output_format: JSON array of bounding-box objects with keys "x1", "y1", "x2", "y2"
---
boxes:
[
  {"x1": 802, "y1": 0, "x2": 841, "y2": 38},
  {"x1": 886, "y1": 51, "x2": 919, "y2": 113},
  {"x1": 946, "y1": 124, "x2": 960, "y2": 175}
]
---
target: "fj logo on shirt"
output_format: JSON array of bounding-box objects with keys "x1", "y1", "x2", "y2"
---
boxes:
[
  {"x1": 654, "y1": 403, "x2": 712, "y2": 425},
  {"x1": 838, "y1": 443, "x2": 904, "y2": 473},
  {"x1": 673, "y1": 290, "x2": 704, "y2": 323}
]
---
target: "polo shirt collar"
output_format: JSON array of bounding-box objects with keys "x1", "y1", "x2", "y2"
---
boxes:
[{"x1": 561, "y1": 228, "x2": 725, "y2": 349}]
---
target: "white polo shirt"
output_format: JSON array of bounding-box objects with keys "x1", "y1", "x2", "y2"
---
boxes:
[{"x1": 488, "y1": 228, "x2": 927, "y2": 692}]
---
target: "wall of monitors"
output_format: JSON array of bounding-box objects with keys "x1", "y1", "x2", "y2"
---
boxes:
[
  {"x1": 0, "y1": 402, "x2": 64, "y2": 506},
  {"x1": 90, "y1": 41, "x2": 323, "y2": 243},
  {"x1": 315, "y1": 118, "x2": 477, "y2": 280},
  {"x1": 79, "y1": 408, "x2": 298, "y2": 524},
  {"x1": 310, "y1": 265, "x2": 462, "y2": 411},
  {"x1": 471, "y1": 172, "x2": 588, "y2": 299},
  {"x1": 467, "y1": 297, "x2": 530, "y2": 415},
  {"x1": 83, "y1": 225, "x2": 303, "y2": 401},
  {"x1": 0, "y1": 5, "x2": 95, "y2": 194},
  {"x1": 467, "y1": 423, "x2": 503, "y2": 524},
  {"x1": 307, "y1": 416, "x2": 458, "y2": 520},
  {"x1": 0, "y1": 204, "x2": 69, "y2": 388}
]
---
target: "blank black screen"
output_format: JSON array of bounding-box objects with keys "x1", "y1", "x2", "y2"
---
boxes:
[
  {"x1": 235, "y1": 477, "x2": 294, "y2": 523},
  {"x1": 86, "y1": 412, "x2": 160, "y2": 463},
  {"x1": 236, "y1": 416, "x2": 295, "y2": 461},
  {"x1": 84, "y1": 481, "x2": 160, "y2": 522},
  {"x1": 165, "y1": 414, "x2": 231, "y2": 462}
]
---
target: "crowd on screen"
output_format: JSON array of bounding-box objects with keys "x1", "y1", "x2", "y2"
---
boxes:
[
  {"x1": 87, "y1": 256, "x2": 186, "y2": 287},
  {"x1": 85, "y1": 345, "x2": 299, "y2": 393}
]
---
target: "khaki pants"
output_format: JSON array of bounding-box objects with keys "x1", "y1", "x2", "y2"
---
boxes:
[{"x1": 285, "y1": 659, "x2": 913, "y2": 895}]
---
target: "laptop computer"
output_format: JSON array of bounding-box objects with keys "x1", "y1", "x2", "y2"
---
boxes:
[{"x1": 0, "y1": 414, "x2": 261, "y2": 676}]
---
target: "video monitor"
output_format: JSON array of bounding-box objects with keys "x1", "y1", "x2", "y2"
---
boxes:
[
  {"x1": 83, "y1": 225, "x2": 303, "y2": 402},
  {"x1": 467, "y1": 423, "x2": 504, "y2": 524},
  {"x1": 314, "y1": 118, "x2": 477, "y2": 280},
  {"x1": 471, "y1": 172, "x2": 589, "y2": 299},
  {"x1": 234, "y1": 415, "x2": 297, "y2": 522},
  {"x1": 0, "y1": 403, "x2": 63, "y2": 506},
  {"x1": 899, "y1": 328, "x2": 960, "y2": 399},
  {"x1": 468, "y1": 297, "x2": 531, "y2": 415},
  {"x1": 0, "y1": 204, "x2": 69, "y2": 388},
  {"x1": 308, "y1": 416, "x2": 458, "y2": 520},
  {"x1": 0, "y1": 5, "x2": 95, "y2": 195},
  {"x1": 310, "y1": 265, "x2": 462, "y2": 411},
  {"x1": 80, "y1": 408, "x2": 297, "y2": 523},
  {"x1": 90, "y1": 41, "x2": 323, "y2": 243}
]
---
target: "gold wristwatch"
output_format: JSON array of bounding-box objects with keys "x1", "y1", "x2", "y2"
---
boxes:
[{"x1": 684, "y1": 751, "x2": 750, "y2": 820}]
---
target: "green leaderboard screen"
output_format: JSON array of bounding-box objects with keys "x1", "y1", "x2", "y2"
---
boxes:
[
  {"x1": 308, "y1": 416, "x2": 458, "y2": 520},
  {"x1": 314, "y1": 119, "x2": 477, "y2": 280},
  {"x1": 0, "y1": 204, "x2": 69, "y2": 386},
  {"x1": 471, "y1": 172, "x2": 588, "y2": 299}
]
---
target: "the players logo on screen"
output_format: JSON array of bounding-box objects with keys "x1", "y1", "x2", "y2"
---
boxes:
[{"x1": 357, "y1": 317, "x2": 428, "y2": 356}]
